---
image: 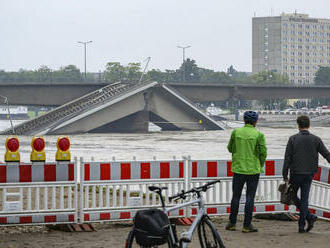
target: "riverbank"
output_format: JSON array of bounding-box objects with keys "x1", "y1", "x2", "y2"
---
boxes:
[{"x1": 0, "y1": 216, "x2": 329, "y2": 248}]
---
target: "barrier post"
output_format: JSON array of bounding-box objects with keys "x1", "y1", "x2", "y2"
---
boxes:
[
  {"x1": 79, "y1": 157, "x2": 84, "y2": 224},
  {"x1": 74, "y1": 156, "x2": 79, "y2": 223}
]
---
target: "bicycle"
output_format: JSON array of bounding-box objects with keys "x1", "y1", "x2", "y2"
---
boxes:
[{"x1": 125, "y1": 179, "x2": 226, "y2": 248}]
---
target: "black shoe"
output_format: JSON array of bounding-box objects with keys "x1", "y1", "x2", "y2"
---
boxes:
[
  {"x1": 306, "y1": 216, "x2": 317, "y2": 232},
  {"x1": 225, "y1": 222, "x2": 236, "y2": 231},
  {"x1": 299, "y1": 228, "x2": 306, "y2": 233},
  {"x1": 242, "y1": 224, "x2": 258, "y2": 233}
]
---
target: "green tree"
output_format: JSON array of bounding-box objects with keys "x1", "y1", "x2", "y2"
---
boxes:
[
  {"x1": 104, "y1": 62, "x2": 125, "y2": 83},
  {"x1": 249, "y1": 71, "x2": 289, "y2": 84},
  {"x1": 126, "y1": 63, "x2": 142, "y2": 83},
  {"x1": 315, "y1": 67, "x2": 330, "y2": 85},
  {"x1": 178, "y1": 58, "x2": 200, "y2": 82},
  {"x1": 53, "y1": 65, "x2": 82, "y2": 82}
]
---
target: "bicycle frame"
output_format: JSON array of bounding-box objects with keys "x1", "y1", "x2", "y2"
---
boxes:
[{"x1": 164, "y1": 196, "x2": 206, "y2": 247}]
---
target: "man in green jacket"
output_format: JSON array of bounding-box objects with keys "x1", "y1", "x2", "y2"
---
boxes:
[{"x1": 226, "y1": 111, "x2": 267, "y2": 233}]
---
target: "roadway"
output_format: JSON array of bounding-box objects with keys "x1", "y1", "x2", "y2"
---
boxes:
[{"x1": 1, "y1": 81, "x2": 330, "y2": 106}]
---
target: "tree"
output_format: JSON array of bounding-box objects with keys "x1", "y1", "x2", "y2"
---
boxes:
[
  {"x1": 178, "y1": 58, "x2": 200, "y2": 83},
  {"x1": 249, "y1": 71, "x2": 289, "y2": 84},
  {"x1": 315, "y1": 67, "x2": 330, "y2": 85},
  {"x1": 53, "y1": 65, "x2": 82, "y2": 82},
  {"x1": 126, "y1": 63, "x2": 142, "y2": 83},
  {"x1": 36, "y1": 65, "x2": 53, "y2": 82},
  {"x1": 104, "y1": 62, "x2": 125, "y2": 83}
]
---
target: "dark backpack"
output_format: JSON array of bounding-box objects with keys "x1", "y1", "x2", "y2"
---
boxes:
[{"x1": 134, "y1": 208, "x2": 170, "y2": 247}]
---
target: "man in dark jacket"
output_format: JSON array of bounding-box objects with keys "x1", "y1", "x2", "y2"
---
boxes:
[{"x1": 283, "y1": 115, "x2": 330, "y2": 233}]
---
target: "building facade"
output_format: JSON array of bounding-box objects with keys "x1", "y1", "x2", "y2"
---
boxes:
[{"x1": 252, "y1": 13, "x2": 330, "y2": 84}]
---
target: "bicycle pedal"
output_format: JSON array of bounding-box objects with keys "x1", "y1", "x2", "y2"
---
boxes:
[{"x1": 180, "y1": 232, "x2": 191, "y2": 243}]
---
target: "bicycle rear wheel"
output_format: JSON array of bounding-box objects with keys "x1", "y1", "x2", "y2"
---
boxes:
[
  {"x1": 198, "y1": 217, "x2": 226, "y2": 248},
  {"x1": 125, "y1": 229, "x2": 174, "y2": 248}
]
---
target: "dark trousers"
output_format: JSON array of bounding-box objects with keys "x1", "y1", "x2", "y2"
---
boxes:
[
  {"x1": 229, "y1": 173, "x2": 260, "y2": 227},
  {"x1": 290, "y1": 174, "x2": 314, "y2": 229}
]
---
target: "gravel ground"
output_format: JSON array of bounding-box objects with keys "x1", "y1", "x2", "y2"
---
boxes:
[{"x1": 0, "y1": 216, "x2": 330, "y2": 248}]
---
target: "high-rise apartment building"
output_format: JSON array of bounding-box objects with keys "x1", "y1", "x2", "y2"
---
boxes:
[{"x1": 252, "y1": 13, "x2": 330, "y2": 84}]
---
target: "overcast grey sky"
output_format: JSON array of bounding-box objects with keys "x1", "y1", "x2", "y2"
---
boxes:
[{"x1": 1, "y1": 0, "x2": 330, "y2": 72}]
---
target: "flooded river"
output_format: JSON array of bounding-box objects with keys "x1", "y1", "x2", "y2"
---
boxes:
[{"x1": 1, "y1": 120, "x2": 330, "y2": 165}]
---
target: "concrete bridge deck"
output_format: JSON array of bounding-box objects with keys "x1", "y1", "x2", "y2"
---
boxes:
[
  {"x1": 1, "y1": 82, "x2": 224, "y2": 135},
  {"x1": 2, "y1": 82, "x2": 330, "y2": 106}
]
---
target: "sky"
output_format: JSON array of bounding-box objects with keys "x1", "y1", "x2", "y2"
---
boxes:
[{"x1": 1, "y1": 0, "x2": 330, "y2": 73}]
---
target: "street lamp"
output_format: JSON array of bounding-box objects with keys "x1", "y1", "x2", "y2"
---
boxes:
[
  {"x1": 78, "y1": 40, "x2": 93, "y2": 79},
  {"x1": 0, "y1": 94, "x2": 15, "y2": 134},
  {"x1": 177, "y1": 45, "x2": 191, "y2": 82}
]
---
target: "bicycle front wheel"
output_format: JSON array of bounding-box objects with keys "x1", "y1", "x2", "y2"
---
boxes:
[{"x1": 198, "y1": 217, "x2": 226, "y2": 248}]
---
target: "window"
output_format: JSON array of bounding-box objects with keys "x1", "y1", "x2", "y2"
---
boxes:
[
  {"x1": 306, "y1": 32, "x2": 310, "y2": 36},
  {"x1": 290, "y1": 73, "x2": 295, "y2": 76},
  {"x1": 306, "y1": 25, "x2": 310, "y2": 29},
  {"x1": 298, "y1": 45, "x2": 303, "y2": 49},
  {"x1": 305, "y1": 45, "x2": 310, "y2": 49},
  {"x1": 283, "y1": 58, "x2": 288, "y2": 62},
  {"x1": 298, "y1": 31, "x2": 303, "y2": 35},
  {"x1": 291, "y1": 51, "x2": 295, "y2": 56},
  {"x1": 298, "y1": 59, "x2": 303, "y2": 63},
  {"x1": 291, "y1": 58, "x2": 295, "y2": 62},
  {"x1": 298, "y1": 52, "x2": 303, "y2": 56},
  {"x1": 298, "y1": 24, "x2": 303, "y2": 28},
  {"x1": 305, "y1": 72, "x2": 309, "y2": 76},
  {"x1": 290, "y1": 37, "x2": 295, "y2": 42},
  {"x1": 312, "y1": 38, "x2": 317, "y2": 43},
  {"x1": 306, "y1": 59, "x2": 310, "y2": 63},
  {"x1": 298, "y1": 38, "x2": 303, "y2": 42},
  {"x1": 306, "y1": 66, "x2": 310, "y2": 70},
  {"x1": 291, "y1": 30, "x2": 295, "y2": 35},
  {"x1": 306, "y1": 38, "x2": 310, "y2": 42},
  {"x1": 298, "y1": 66, "x2": 303, "y2": 70},
  {"x1": 291, "y1": 24, "x2": 295, "y2": 28},
  {"x1": 291, "y1": 44, "x2": 295, "y2": 48},
  {"x1": 283, "y1": 44, "x2": 288, "y2": 48}
]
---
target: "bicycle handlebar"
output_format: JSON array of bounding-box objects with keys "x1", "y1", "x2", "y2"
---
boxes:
[{"x1": 168, "y1": 179, "x2": 220, "y2": 201}]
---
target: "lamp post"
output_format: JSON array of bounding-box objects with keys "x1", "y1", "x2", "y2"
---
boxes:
[
  {"x1": 78, "y1": 41, "x2": 93, "y2": 79},
  {"x1": 0, "y1": 94, "x2": 15, "y2": 134},
  {"x1": 177, "y1": 45, "x2": 191, "y2": 82}
]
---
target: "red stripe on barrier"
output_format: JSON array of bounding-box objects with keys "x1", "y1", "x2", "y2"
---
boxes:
[
  {"x1": 20, "y1": 216, "x2": 32, "y2": 224},
  {"x1": 323, "y1": 212, "x2": 330, "y2": 218},
  {"x1": 253, "y1": 206, "x2": 256, "y2": 212},
  {"x1": 284, "y1": 205, "x2": 289, "y2": 211},
  {"x1": 120, "y1": 212, "x2": 130, "y2": 219},
  {"x1": 84, "y1": 214, "x2": 90, "y2": 221},
  {"x1": 0, "y1": 166, "x2": 6, "y2": 183},
  {"x1": 140, "y1": 163, "x2": 150, "y2": 179},
  {"x1": 100, "y1": 163, "x2": 111, "y2": 180},
  {"x1": 100, "y1": 213, "x2": 110, "y2": 220},
  {"x1": 179, "y1": 209, "x2": 184, "y2": 216},
  {"x1": 192, "y1": 162, "x2": 197, "y2": 178},
  {"x1": 44, "y1": 164, "x2": 56, "y2": 181},
  {"x1": 19, "y1": 164, "x2": 31, "y2": 182},
  {"x1": 84, "y1": 164, "x2": 90, "y2": 181},
  {"x1": 207, "y1": 208, "x2": 217, "y2": 214},
  {"x1": 68, "y1": 163, "x2": 74, "y2": 181},
  {"x1": 313, "y1": 167, "x2": 321, "y2": 181},
  {"x1": 265, "y1": 205, "x2": 275, "y2": 212},
  {"x1": 179, "y1": 162, "x2": 184, "y2": 178},
  {"x1": 227, "y1": 161, "x2": 233, "y2": 177},
  {"x1": 265, "y1": 160, "x2": 275, "y2": 176},
  {"x1": 69, "y1": 214, "x2": 74, "y2": 222},
  {"x1": 207, "y1": 161, "x2": 217, "y2": 177},
  {"x1": 45, "y1": 215, "x2": 56, "y2": 222},
  {"x1": 160, "y1": 162, "x2": 170, "y2": 178},
  {"x1": 0, "y1": 217, "x2": 7, "y2": 224},
  {"x1": 328, "y1": 169, "x2": 330, "y2": 184},
  {"x1": 309, "y1": 208, "x2": 316, "y2": 214},
  {"x1": 121, "y1": 163, "x2": 131, "y2": 180},
  {"x1": 227, "y1": 207, "x2": 231, "y2": 213},
  {"x1": 192, "y1": 208, "x2": 197, "y2": 215}
]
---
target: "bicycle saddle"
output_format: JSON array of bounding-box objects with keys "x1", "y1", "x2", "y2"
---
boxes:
[{"x1": 148, "y1": 186, "x2": 168, "y2": 192}]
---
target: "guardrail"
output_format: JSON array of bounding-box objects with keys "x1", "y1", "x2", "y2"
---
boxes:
[{"x1": 0, "y1": 158, "x2": 329, "y2": 226}]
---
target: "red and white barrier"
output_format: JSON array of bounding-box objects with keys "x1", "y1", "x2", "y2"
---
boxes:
[
  {"x1": 0, "y1": 161, "x2": 77, "y2": 226},
  {"x1": 80, "y1": 159, "x2": 186, "y2": 223},
  {"x1": 0, "y1": 162, "x2": 74, "y2": 183}
]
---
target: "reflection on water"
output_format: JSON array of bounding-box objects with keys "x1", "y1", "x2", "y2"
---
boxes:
[{"x1": 0, "y1": 120, "x2": 329, "y2": 166}]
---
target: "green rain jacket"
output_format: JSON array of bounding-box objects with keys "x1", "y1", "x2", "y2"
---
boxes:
[{"x1": 227, "y1": 124, "x2": 267, "y2": 175}]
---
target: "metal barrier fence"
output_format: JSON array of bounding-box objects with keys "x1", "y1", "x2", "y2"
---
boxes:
[
  {"x1": 0, "y1": 161, "x2": 78, "y2": 225},
  {"x1": 0, "y1": 158, "x2": 329, "y2": 226}
]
